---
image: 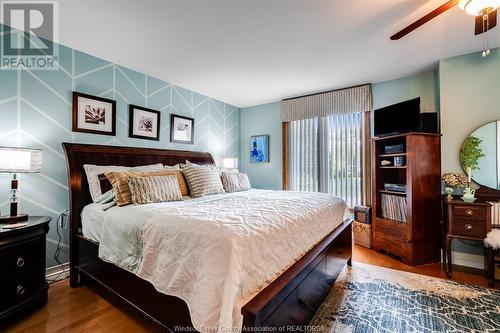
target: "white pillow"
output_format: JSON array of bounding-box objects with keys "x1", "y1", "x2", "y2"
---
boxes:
[
  {"x1": 164, "y1": 164, "x2": 181, "y2": 170},
  {"x1": 221, "y1": 172, "x2": 252, "y2": 193},
  {"x1": 83, "y1": 163, "x2": 164, "y2": 202}
]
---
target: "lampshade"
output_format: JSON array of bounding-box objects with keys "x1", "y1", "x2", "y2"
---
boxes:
[
  {"x1": 222, "y1": 157, "x2": 237, "y2": 169},
  {"x1": 458, "y1": 0, "x2": 500, "y2": 15},
  {"x1": 0, "y1": 147, "x2": 42, "y2": 173}
]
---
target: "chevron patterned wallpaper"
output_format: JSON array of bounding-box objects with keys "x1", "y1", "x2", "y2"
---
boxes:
[{"x1": 0, "y1": 30, "x2": 240, "y2": 267}]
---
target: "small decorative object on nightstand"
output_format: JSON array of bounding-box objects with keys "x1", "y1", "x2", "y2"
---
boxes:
[
  {"x1": 442, "y1": 173, "x2": 467, "y2": 202},
  {"x1": 0, "y1": 216, "x2": 50, "y2": 322},
  {"x1": 0, "y1": 147, "x2": 42, "y2": 223}
]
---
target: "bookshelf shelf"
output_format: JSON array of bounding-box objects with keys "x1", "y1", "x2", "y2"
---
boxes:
[
  {"x1": 378, "y1": 153, "x2": 407, "y2": 158},
  {"x1": 379, "y1": 166, "x2": 407, "y2": 169},
  {"x1": 379, "y1": 190, "x2": 407, "y2": 196}
]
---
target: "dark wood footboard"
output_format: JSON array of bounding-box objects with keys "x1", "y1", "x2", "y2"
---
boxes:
[{"x1": 242, "y1": 219, "x2": 352, "y2": 329}]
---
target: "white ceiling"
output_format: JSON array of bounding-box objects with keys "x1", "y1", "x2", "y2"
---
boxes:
[{"x1": 42, "y1": 1, "x2": 500, "y2": 107}]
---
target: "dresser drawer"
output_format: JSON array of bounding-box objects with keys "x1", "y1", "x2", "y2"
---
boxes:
[
  {"x1": 453, "y1": 205, "x2": 486, "y2": 220},
  {"x1": 451, "y1": 218, "x2": 486, "y2": 238},
  {"x1": 0, "y1": 265, "x2": 46, "y2": 312},
  {"x1": 0, "y1": 236, "x2": 45, "y2": 277}
]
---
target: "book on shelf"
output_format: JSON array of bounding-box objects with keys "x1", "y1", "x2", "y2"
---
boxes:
[{"x1": 381, "y1": 193, "x2": 407, "y2": 223}]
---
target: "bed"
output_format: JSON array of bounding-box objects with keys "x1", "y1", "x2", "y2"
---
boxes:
[{"x1": 63, "y1": 143, "x2": 353, "y2": 332}]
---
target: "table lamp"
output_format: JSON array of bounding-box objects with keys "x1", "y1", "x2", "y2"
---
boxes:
[
  {"x1": 221, "y1": 157, "x2": 237, "y2": 169},
  {"x1": 0, "y1": 147, "x2": 42, "y2": 223}
]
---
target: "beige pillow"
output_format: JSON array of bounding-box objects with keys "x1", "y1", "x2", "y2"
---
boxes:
[
  {"x1": 181, "y1": 163, "x2": 225, "y2": 197},
  {"x1": 128, "y1": 175, "x2": 182, "y2": 204},
  {"x1": 106, "y1": 169, "x2": 188, "y2": 206}
]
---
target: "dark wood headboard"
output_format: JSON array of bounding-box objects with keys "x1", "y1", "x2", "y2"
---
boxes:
[{"x1": 62, "y1": 143, "x2": 215, "y2": 234}]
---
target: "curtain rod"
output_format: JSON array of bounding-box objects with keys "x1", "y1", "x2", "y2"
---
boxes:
[{"x1": 282, "y1": 83, "x2": 369, "y2": 102}]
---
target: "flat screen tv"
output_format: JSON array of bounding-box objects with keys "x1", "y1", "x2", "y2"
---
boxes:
[{"x1": 374, "y1": 97, "x2": 421, "y2": 137}]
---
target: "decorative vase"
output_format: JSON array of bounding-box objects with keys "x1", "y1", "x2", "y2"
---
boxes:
[
  {"x1": 445, "y1": 187, "x2": 454, "y2": 201},
  {"x1": 462, "y1": 187, "x2": 476, "y2": 202}
]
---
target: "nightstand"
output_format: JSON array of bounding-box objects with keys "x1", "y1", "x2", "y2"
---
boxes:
[
  {"x1": 443, "y1": 199, "x2": 492, "y2": 277},
  {"x1": 0, "y1": 216, "x2": 51, "y2": 322}
]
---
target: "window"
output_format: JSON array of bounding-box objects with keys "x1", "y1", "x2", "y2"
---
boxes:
[{"x1": 288, "y1": 112, "x2": 364, "y2": 207}]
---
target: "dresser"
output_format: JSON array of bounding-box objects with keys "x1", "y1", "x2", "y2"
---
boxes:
[
  {"x1": 0, "y1": 216, "x2": 51, "y2": 322},
  {"x1": 443, "y1": 199, "x2": 491, "y2": 277}
]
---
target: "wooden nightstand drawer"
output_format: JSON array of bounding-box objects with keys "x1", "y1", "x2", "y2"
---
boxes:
[
  {"x1": 0, "y1": 236, "x2": 45, "y2": 277},
  {"x1": 453, "y1": 205, "x2": 486, "y2": 219},
  {"x1": 451, "y1": 218, "x2": 486, "y2": 238},
  {"x1": 0, "y1": 265, "x2": 46, "y2": 312}
]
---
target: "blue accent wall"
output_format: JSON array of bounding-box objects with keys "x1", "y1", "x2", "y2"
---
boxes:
[
  {"x1": 239, "y1": 102, "x2": 282, "y2": 190},
  {"x1": 0, "y1": 27, "x2": 239, "y2": 267}
]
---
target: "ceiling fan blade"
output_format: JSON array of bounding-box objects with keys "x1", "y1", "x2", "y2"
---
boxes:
[
  {"x1": 390, "y1": 0, "x2": 459, "y2": 40},
  {"x1": 475, "y1": 9, "x2": 497, "y2": 35}
]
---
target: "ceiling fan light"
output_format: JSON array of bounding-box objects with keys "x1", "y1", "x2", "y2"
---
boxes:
[{"x1": 458, "y1": 0, "x2": 500, "y2": 16}]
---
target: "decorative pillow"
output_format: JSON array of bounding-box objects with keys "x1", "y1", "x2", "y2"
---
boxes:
[
  {"x1": 128, "y1": 175, "x2": 182, "y2": 204},
  {"x1": 84, "y1": 163, "x2": 164, "y2": 202},
  {"x1": 181, "y1": 163, "x2": 225, "y2": 197},
  {"x1": 106, "y1": 169, "x2": 188, "y2": 206},
  {"x1": 221, "y1": 172, "x2": 252, "y2": 193}
]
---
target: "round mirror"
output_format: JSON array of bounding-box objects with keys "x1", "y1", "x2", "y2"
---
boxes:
[{"x1": 461, "y1": 120, "x2": 499, "y2": 189}]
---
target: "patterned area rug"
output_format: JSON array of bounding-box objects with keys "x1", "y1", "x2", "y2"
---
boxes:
[{"x1": 310, "y1": 263, "x2": 500, "y2": 333}]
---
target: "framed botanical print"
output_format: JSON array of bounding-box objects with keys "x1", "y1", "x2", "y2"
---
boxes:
[
  {"x1": 129, "y1": 105, "x2": 161, "y2": 141},
  {"x1": 250, "y1": 134, "x2": 270, "y2": 163},
  {"x1": 170, "y1": 114, "x2": 194, "y2": 144},
  {"x1": 72, "y1": 92, "x2": 116, "y2": 136}
]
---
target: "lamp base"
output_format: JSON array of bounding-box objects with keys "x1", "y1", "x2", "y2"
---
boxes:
[{"x1": 0, "y1": 214, "x2": 28, "y2": 224}]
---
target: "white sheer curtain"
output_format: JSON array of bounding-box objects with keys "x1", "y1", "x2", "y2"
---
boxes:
[{"x1": 288, "y1": 112, "x2": 363, "y2": 207}]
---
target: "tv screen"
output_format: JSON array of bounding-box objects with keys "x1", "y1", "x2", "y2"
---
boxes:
[{"x1": 374, "y1": 97, "x2": 421, "y2": 137}]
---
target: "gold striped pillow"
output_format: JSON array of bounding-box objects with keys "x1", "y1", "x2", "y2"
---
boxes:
[
  {"x1": 127, "y1": 175, "x2": 182, "y2": 204},
  {"x1": 181, "y1": 163, "x2": 225, "y2": 197},
  {"x1": 105, "y1": 170, "x2": 188, "y2": 206}
]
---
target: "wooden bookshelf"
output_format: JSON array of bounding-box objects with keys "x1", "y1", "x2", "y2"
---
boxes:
[{"x1": 371, "y1": 133, "x2": 441, "y2": 266}]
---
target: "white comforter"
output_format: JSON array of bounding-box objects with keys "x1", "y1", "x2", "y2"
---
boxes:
[{"x1": 97, "y1": 189, "x2": 350, "y2": 332}]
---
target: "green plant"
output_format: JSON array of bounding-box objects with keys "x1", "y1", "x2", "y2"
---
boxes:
[{"x1": 460, "y1": 136, "x2": 485, "y2": 171}]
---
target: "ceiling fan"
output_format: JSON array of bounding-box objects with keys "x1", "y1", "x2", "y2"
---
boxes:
[{"x1": 391, "y1": 0, "x2": 499, "y2": 40}]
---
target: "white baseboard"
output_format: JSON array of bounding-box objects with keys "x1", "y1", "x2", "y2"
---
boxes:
[
  {"x1": 451, "y1": 251, "x2": 485, "y2": 270},
  {"x1": 46, "y1": 262, "x2": 70, "y2": 282}
]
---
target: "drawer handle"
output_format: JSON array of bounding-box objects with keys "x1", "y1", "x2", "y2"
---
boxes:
[
  {"x1": 16, "y1": 257, "x2": 25, "y2": 267},
  {"x1": 16, "y1": 285, "x2": 26, "y2": 296},
  {"x1": 465, "y1": 224, "x2": 473, "y2": 231},
  {"x1": 465, "y1": 209, "x2": 474, "y2": 216}
]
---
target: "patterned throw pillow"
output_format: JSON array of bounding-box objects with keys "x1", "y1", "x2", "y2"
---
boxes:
[
  {"x1": 221, "y1": 172, "x2": 252, "y2": 193},
  {"x1": 181, "y1": 163, "x2": 225, "y2": 197},
  {"x1": 83, "y1": 163, "x2": 164, "y2": 202},
  {"x1": 105, "y1": 170, "x2": 188, "y2": 206},
  {"x1": 128, "y1": 175, "x2": 182, "y2": 204}
]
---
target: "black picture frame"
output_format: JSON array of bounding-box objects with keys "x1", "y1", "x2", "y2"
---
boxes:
[
  {"x1": 72, "y1": 92, "x2": 116, "y2": 136},
  {"x1": 170, "y1": 114, "x2": 194, "y2": 144},
  {"x1": 129, "y1": 105, "x2": 161, "y2": 141}
]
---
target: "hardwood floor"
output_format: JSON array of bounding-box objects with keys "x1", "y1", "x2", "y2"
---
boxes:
[{"x1": 2, "y1": 245, "x2": 496, "y2": 332}]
